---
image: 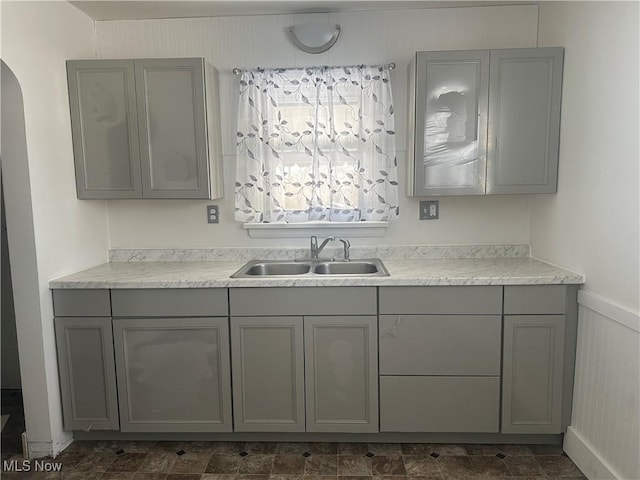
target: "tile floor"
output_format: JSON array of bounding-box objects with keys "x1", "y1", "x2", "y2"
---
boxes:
[{"x1": 0, "y1": 440, "x2": 587, "y2": 479}]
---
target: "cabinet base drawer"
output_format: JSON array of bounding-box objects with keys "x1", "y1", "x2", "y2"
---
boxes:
[{"x1": 380, "y1": 376, "x2": 500, "y2": 433}]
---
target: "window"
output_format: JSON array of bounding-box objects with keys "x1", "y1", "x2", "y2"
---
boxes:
[{"x1": 235, "y1": 66, "x2": 399, "y2": 223}]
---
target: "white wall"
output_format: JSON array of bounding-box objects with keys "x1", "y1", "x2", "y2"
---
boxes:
[
  {"x1": 96, "y1": 5, "x2": 539, "y2": 248},
  {"x1": 1, "y1": 1, "x2": 109, "y2": 457},
  {"x1": 534, "y1": 2, "x2": 639, "y2": 479}
]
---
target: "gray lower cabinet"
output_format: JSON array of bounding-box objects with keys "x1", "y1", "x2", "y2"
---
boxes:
[
  {"x1": 231, "y1": 316, "x2": 305, "y2": 432},
  {"x1": 54, "y1": 317, "x2": 120, "y2": 431},
  {"x1": 67, "y1": 58, "x2": 222, "y2": 199},
  {"x1": 304, "y1": 316, "x2": 378, "y2": 433},
  {"x1": 229, "y1": 287, "x2": 378, "y2": 433},
  {"x1": 379, "y1": 286, "x2": 502, "y2": 433},
  {"x1": 112, "y1": 317, "x2": 232, "y2": 432},
  {"x1": 501, "y1": 285, "x2": 574, "y2": 434},
  {"x1": 502, "y1": 315, "x2": 565, "y2": 434}
]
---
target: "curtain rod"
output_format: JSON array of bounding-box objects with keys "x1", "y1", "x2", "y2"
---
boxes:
[{"x1": 232, "y1": 62, "x2": 395, "y2": 75}]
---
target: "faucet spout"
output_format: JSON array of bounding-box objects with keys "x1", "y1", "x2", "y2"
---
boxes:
[
  {"x1": 339, "y1": 238, "x2": 351, "y2": 261},
  {"x1": 310, "y1": 235, "x2": 335, "y2": 259}
]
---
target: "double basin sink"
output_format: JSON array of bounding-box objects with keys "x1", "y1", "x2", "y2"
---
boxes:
[{"x1": 231, "y1": 258, "x2": 389, "y2": 278}]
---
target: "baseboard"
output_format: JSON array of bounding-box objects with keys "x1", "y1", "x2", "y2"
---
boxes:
[
  {"x1": 25, "y1": 431, "x2": 73, "y2": 459},
  {"x1": 564, "y1": 426, "x2": 621, "y2": 480}
]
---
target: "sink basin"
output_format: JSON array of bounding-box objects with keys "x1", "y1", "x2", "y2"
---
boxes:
[
  {"x1": 313, "y1": 261, "x2": 380, "y2": 275},
  {"x1": 242, "y1": 262, "x2": 311, "y2": 276},
  {"x1": 231, "y1": 259, "x2": 389, "y2": 278}
]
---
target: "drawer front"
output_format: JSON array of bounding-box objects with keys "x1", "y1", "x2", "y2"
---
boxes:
[
  {"x1": 379, "y1": 286, "x2": 502, "y2": 315},
  {"x1": 380, "y1": 376, "x2": 500, "y2": 433},
  {"x1": 111, "y1": 288, "x2": 228, "y2": 317},
  {"x1": 379, "y1": 315, "x2": 501, "y2": 375},
  {"x1": 504, "y1": 285, "x2": 567, "y2": 314},
  {"x1": 230, "y1": 287, "x2": 377, "y2": 316},
  {"x1": 53, "y1": 289, "x2": 111, "y2": 317}
]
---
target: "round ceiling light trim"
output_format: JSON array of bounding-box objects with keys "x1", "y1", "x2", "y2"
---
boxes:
[{"x1": 288, "y1": 24, "x2": 341, "y2": 54}]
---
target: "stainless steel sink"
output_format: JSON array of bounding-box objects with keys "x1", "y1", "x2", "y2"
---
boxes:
[
  {"x1": 313, "y1": 261, "x2": 381, "y2": 275},
  {"x1": 242, "y1": 262, "x2": 311, "y2": 276},
  {"x1": 231, "y1": 259, "x2": 389, "y2": 278}
]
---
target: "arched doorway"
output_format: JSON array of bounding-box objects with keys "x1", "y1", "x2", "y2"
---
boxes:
[{"x1": 1, "y1": 59, "x2": 41, "y2": 458}]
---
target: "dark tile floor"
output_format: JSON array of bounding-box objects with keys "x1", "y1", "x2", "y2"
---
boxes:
[{"x1": 0, "y1": 440, "x2": 587, "y2": 479}]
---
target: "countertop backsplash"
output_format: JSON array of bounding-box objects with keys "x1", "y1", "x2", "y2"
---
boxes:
[{"x1": 108, "y1": 244, "x2": 531, "y2": 263}]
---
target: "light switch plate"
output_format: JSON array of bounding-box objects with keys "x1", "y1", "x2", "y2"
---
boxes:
[
  {"x1": 207, "y1": 205, "x2": 219, "y2": 224},
  {"x1": 419, "y1": 200, "x2": 439, "y2": 220}
]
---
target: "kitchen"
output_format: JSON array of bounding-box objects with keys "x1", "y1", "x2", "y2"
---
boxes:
[{"x1": 0, "y1": 1, "x2": 638, "y2": 479}]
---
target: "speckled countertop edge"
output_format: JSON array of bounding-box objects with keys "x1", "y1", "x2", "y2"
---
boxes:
[{"x1": 49, "y1": 256, "x2": 585, "y2": 289}]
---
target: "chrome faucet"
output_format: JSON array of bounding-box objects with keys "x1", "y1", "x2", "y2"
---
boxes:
[
  {"x1": 310, "y1": 235, "x2": 335, "y2": 259},
  {"x1": 339, "y1": 238, "x2": 351, "y2": 261}
]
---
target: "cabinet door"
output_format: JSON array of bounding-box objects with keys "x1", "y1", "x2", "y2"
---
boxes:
[
  {"x1": 54, "y1": 317, "x2": 119, "y2": 430},
  {"x1": 502, "y1": 315, "x2": 565, "y2": 434},
  {"x1": 231, "y1": 317, "x2": 305, "y2": 432},
  {"x1": 67, "y1": 60, "x2": 142, "y2": 199},
  {"x1": 487, "y1": 48, "x2": 563, "y2": 194},
  {"x1": 135, "y1": 58, "x2": 210, "y2": 198},
  {"x1": 304, "y1": 316, "x2": 378, "y2": 433},
  {"x1": 413, "y1": 50, "x2": 489, "y2": 196},
  {"x1": 113, "y1": 317, "x2": 232, "y2": 432}
]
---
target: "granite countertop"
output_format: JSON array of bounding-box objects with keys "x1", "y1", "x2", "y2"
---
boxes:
[{"x1": 49, "y1": 246, "x2": 584, "y2": 288}]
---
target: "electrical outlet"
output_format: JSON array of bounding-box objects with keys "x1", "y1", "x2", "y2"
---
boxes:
[
  {"x1": 419, "y1": 200, "x2": 439, "y2": 220},
  {"x1": 207, "y1": 205, "x2": 219, "y2": 224}
]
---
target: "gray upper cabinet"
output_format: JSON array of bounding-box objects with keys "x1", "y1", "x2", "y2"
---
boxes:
[
  {"x1": 67, "y1": 58, "x2": 223, "y2": 199},
  {"x1": 409, "y1": 50, "x2": 489, "y2": 196},
  {"x1": 408, "y1": 47, "x2": 563, "y2": 196},
  {"x1": 67, "y1": 60, "x2": 142, "y2": 199},
  {"x1": 487, "y1": 48, "x2": 563, "y2": 194}
]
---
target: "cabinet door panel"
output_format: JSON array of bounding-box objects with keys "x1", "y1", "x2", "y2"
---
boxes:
[
  {"x1": 487, "y1": 48, "x2": 563, "y2": 194},
  {"x1": 413, "y1": 50, "x2": 489, "y2": 196},
  {"x1": 380, "y1": 376, "x2": 500, "y2": 432},
  {"x1": 113, "y1": 317, "x2": 232, "y2": 432},
  {"x1": 135, "y1": 58, "x2": 209, "y2": 198},
  {"x1": 55, "y1": 317, "x2": 119, "y2": 430},
  {"x1": 502, "y1": 315, "x2": 565, "y2": 433},
  {"x1": 379, "y1": 315, "x2": 501, "y2": 375},
  {"x1": 304, "y1": 316, "x2": 378, "y2": 433},
  {"x1": 231, "y1": 317, "x2": 305, "y2": 432},
  {"x1": 67, "y1": 60, "x2": 142, "y2": 198}
]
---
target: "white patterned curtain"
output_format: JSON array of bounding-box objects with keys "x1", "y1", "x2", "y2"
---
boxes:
[{"x1": 235, "y1": 65, "x2": 399, "y2": 223}]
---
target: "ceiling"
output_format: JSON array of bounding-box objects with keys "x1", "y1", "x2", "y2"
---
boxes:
[{"x1": 69, "y1": 1, "x2": 536, "y2": 21}]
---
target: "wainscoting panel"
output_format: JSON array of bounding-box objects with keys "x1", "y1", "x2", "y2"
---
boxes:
[{"x1": 565, "y1": 291, "x2": 639, "y2": 480}]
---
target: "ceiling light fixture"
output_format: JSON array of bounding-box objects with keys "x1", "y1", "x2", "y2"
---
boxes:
[{"x1": 288, "y1": 24, "x2": 341, "y2": 54}]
